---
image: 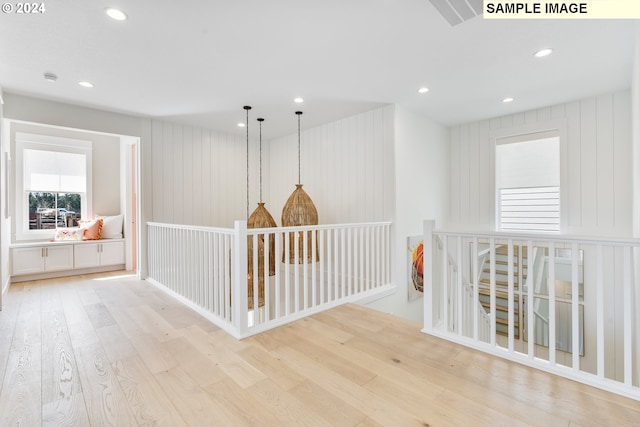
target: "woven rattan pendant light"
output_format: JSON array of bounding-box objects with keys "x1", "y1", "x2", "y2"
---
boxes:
[
  {"x1": 247, "y1": 117, "x2": 276, "y2": 309},
  {"x1": 282, "y1": 111, "x2": 319, "y2": 263}
]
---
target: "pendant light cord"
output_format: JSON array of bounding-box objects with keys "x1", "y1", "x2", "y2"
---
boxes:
[
  {"x1": 296, "y1": 111, "x2": 302, "y2": 185},
  {"x1": 258, "y1": 118, "x2": 264, "y2": 203},
  {"x1": 244, "y1": 106, "x2": 251, "y2": 219}
]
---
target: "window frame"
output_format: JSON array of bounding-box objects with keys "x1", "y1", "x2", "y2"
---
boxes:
[
  {"x1": 15, "y1": 133, "x2": 92, "y2": 241},
  {"x1": 491, "y1": 120, "x2": 567, "y2": 234}
]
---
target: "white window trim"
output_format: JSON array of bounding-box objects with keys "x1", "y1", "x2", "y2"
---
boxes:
[
  {"x1": 15, "y1": 132, "x2": 93, "y2": 241},
  {"x1": 490, "y1": 119, "x2": 568, "y2": 233}
]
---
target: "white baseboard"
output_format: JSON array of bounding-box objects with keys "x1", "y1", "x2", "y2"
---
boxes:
[{"x1": 10, "y1": 264, "x2": 125, "y2": 283}]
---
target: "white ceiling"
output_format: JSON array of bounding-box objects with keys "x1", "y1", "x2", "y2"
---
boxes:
[{"x1": 0, "y1": 0, "x2": 636, "y2": 139}]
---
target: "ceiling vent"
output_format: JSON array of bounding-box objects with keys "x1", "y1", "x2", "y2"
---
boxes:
[{"x1": 428, "y1": 0, "x2": 483, "y2": 26}]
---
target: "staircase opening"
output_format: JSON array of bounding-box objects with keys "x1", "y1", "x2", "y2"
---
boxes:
[
  {"x1": 476, "y1": 244, "x2": 524, "y2": 338},
  {"x1": 474, "y1": 242, "x2": 584, "y2": 355}
]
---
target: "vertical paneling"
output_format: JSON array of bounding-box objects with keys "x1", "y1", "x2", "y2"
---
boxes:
[
  {"x1": 210, "y1": 130, "x2": 220, "y2": 226},
  {"x1": 318, "y1": 122, "x2": 336, "y2": 222},
  {"x1": 536, "y1": 106, "x2": 551, "y2": 122},
  {"x1": 382, "y1": 106, "x2": 395, "y2": 221},
  {"x1": 450, "y1": 127, "x2": 460, "y2": 225},
  {"x1": 373, "y1": 108, "x2": 384, "y2": 219},
  {"x1": 355, "y1": 115, "x2": 365, "y2": 221},
  {"x1": 489, "y1": 118, "x2": 500, "y2": 229},
  {"x1": 478, "y1": 120, "x2": 491, "y2": 225},
  {"x1": 524, "y1": 109, "x2": 538, "y2": 124},
  {"x1": 173, "y1": 124, "x2": 184, "y2": 224},
  {"x1": 469, "y1": 123, "x2": 480, "y2": 224},
  {"x1": 267, "y1": 106, "x2": 394, "y2": 225},
  {"x1": 513, "y1": 112, "x2": 525, "y2": 127},
  {"x1": 151, "y1": 121, "x2": 164, "y2": 222},
  {"x1": 449, "y1": 90, "x2": 632, "y2": 236},
  {"x1": 565, "y1": 101, "x2": 581, "y2": 228},
  {"x1": 613, "y1": 92, "x2": 632, "y2": 231},
  {"x1": 148, "y1": 106, "x2": 394, "y2": 228},
  {"x1": 364, "y1": 112, "x2": 375, "y2": 221},
  {"x1": 162, "y1": 122, "x2": 174, "y2": 223},
  {"x1": 192, "y1": 127, "x2": 203, "y2": 225},
  {"x1": 596, "y1": 95, "x2": 614, "y2": 231},
  {"x1": 150, "y1": 122, "x2": 252, "y2": 228},
  {"x1": 459, "y1": 125, "x2": 470, "y2": 224},
  {"x1": 580, "y1": 98, "x2": 597, "y2": 229},
  {"x1": 183, "y1": 126, "x2": 193, "y2": 225},
  {"x1": 201, "y1": 129, "x2": 211, "y2": 226}
]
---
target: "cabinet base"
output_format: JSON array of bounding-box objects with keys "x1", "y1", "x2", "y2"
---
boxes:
[{"x1": 10, "y1": 264, "x2": 126, "y2": 283}]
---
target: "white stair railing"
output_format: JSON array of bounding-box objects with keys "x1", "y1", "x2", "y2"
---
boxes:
[
  {"x1": 147, "y1": 221, "x2": 393, "y2": 339},
  {"x1": 429, "y1": 230, "x2": 491, "y2": 342},
  {"x1": 422, "y1": 220, "x2": 640, "y2": 402}
]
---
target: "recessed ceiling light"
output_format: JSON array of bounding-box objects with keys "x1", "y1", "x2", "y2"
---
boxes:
[
  {"x1": 294, "y1": 97, "x2": 304, "y2": 103},
  {"x1": 418, "y1": 87, "x2": 429, "y2": 94},
  {"x1": 78, "y1": 81, "x2": 94, "y2": 88},
  {"x1": 534, "y1": 48, "x2": 553, "y2": 58},
  {"x1": 44, "y1": 73, "x2": 57, "y2": 82},
  {"x1": 105, "y1": 8, "x2": 127, "y2": 21},
  {"x1": 237, "y1": 122, "x2": 246, "y2": 128},
  {"x1": 502, "y1": 97, "x2": 514, "y2": 103}
]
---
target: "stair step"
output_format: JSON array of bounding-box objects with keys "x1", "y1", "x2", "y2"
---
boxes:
[
  {"x1": 481, "y1": 271, "x2": 527, "y2": 282},
  {"x1": 482, "y1": 268, "x2": 522, "y2": 278},
  {"x1": 479, "y1": 279, "x2": 520, "y2": 288},
  {"x1": 487, "y1": 261, "x2": 528, "y2": 269},
  {"x1": 494, "y1": 259, "x2": 521, "y2": 266},
  {"x1": 480, "y1": 301, "x2": 519, "y2": 315},
  {"x1": 482, "y1": 263, "x2": 527, "y2": 273},
  {"x1": 495, "y1": 245, "x2": 528, "y2": 256},
  {"x1": 495, "y1": 317, "x2": 519, "y2": 327},
  {"x1": 478, "y1": 287, "x2": 520, "y2": 300}
]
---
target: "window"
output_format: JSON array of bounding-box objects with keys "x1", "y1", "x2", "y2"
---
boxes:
[
  {"x1": 496, "y1": 130, "x2": 560, "y2": 232},
  {"x1": 16, "y1": 133, "x2": 92, "y2": 240}
]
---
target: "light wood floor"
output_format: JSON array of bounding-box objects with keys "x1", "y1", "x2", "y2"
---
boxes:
[{"x1": 1, "y1": 272, "x2": 639, "y2": 426}]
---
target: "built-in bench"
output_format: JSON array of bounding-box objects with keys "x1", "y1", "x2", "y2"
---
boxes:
[{"x1": 10, "y1": 238, "x2": 126, "y2": 282}]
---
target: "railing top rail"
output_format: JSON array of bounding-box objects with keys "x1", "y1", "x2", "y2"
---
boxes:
[
  {"x1": 147, "y1": 222, "x2": 235, "y2": 235},
  {"x1": 433, "y1": 229, "x2": 640, "y2": 246},
  {"x1": 148, "y1": 221, "x2": 392, "y2": 235},
  {"x1": 247, "y1": 221, "x2": 392, "y2": 234}
]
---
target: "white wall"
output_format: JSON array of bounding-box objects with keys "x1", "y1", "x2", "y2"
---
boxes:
[
  {"x1": 364, "y1": 106, "x2": 449, "y2": 322},
  {"x1": 0, "y1": 88, "x2": 9, "y2": 306},
  {"x1": 449, "y1": 91, "x2": 632, "y2": 237},
  {"x1": 149, "y1": 107, "x2": 396, "y2": 228},
  {"x1": 631, "y1": 26, "x2": 640, "y2": 388},
  {"x1": 633, "y1": 31, "x2": 640, "y2": 240},
  {"x1": 267, "y1": 106, "x2": 395, "y2": 225},
  {"x1": 149, "y1": 120, "x2": 258, "y2": 228}
]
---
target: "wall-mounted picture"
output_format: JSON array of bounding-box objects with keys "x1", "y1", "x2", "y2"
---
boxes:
[{"x1": 408, "y1": 235, "x2": 424, "y2": 301}]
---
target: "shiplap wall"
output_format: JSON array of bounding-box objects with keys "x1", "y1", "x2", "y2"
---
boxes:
[
  {"x1": 150, "y1": 106, "x2": 395, "y2": 228},
  {"x1": 449, "y1": 91, "x2": 632, "y2": 237},
  {"x1": 150, "y1": 121, "x2": 262, "y2": 228},
  {"x1": 267, "y1": 105, "x2": 395, "y2": 225}
]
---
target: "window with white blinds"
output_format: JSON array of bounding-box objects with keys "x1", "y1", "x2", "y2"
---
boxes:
[
  {"x1": 23, "y1": 149, "x2": 87, "y2": 193},
  {"x1": 496, "y1": 131, "x2": 560, "y2": 233},
  {"x1": 499, "y1": 186, "x2": 560, "y2": 231},
  {"x1": 15, "y1": 133, "x2": 92, "y2": 240}
]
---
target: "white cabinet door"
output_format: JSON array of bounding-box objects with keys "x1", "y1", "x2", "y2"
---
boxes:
[
  {"x1": 44, "y1": 245, "x2": 74, "y2": 272},
  {"x1": 12, "y1": 247, "x2": 45, "y2": 275},
  {"x1": 100, "y1": 241, "x2": 125, "y2": 266},
  {"x1": 74, "y1": 243, "x2": 101, "y2": 269}
]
